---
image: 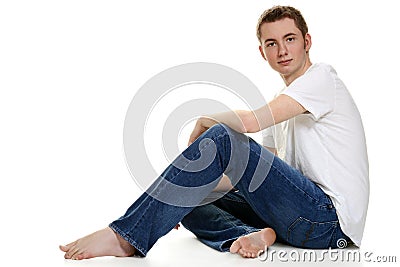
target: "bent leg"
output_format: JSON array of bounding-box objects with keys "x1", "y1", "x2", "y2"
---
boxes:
[
  {"x1": 109, "y1": 124, "x2": 245, "y2": 256},
  {"x1": 222, "y1": 128, "x2": 350, "y2": 249}
]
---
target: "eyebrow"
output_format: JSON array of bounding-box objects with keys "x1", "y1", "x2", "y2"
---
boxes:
[{"x1": 263, "y1": 33, "x2": 297, "y2": 44}]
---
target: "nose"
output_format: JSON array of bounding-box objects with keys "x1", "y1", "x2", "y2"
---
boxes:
[{"x1": 278, "y1": 43, "x2": 288, "y2": 57}]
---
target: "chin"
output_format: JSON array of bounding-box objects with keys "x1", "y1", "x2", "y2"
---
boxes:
[
  {"x1": 277, "y1": 68, "x2": 293, "y2": 77},
  {"x1": 270, "y1": 65, "x2": 285, "y2": 74}
]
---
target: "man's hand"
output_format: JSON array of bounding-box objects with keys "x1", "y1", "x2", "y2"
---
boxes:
[
  {"x1": 187, "y1": 117, "x2": 217, "y2": 146},
  {"x1": 187, "y1": 110, "x2": 249, "y2": 146}
]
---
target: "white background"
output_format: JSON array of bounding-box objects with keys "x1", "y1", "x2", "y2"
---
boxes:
[{"x1": 0, "y1": 0, "x2": 398, "y2": 266}]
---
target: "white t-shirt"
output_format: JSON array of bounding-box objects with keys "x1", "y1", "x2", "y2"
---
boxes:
[{"x1": 262, "y1": 63, "x2": 369, "y2": 247}]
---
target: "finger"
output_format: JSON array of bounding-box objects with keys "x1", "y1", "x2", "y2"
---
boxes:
[
  {"x1": 188, "y1": 132, "x2": 199, "y2": 146},
  {"x1": 188, "y1": 126, "x2": 206, "y2": 146}
]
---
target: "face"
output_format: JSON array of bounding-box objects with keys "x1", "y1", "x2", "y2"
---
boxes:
[{"x1": 258, "y1": 18, "x2": 312, "y2": 85}]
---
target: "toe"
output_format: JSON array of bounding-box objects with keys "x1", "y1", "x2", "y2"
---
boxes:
[
  {"x1": 66, "y1": 246, "x2": 81, "y2": 260},
  {"x1": 238, "y1": 248, "x2": 246, "y2": 257},
  {"x1": 71, "y1": 252, "x2": 81, "y2": 260},
  {"x1": 65, "y1": 240, "x2": 78, "y2": 248},
  {"x1": 229, "y1": 240, "x2": 241, "y2": 254},
  {"x1": 70, "y1": 250, "x2": 82, "y2": 260},
  {"x1": 59, "y1": 245, "x2": 69, "y2": 252},
  {"x1": 75, "y1": 251, "x2": 92, "y2": 260},
  {"x1": 75, "y1": 254, "x2": 84, "y2": 260},
  {"x1": 60, "y1": 240, "x2": 78, "y2": 255}
]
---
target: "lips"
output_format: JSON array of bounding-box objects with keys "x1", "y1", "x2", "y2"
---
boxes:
[{"x1": 278, "y1": 59, "x2": 292, "y2": 65}]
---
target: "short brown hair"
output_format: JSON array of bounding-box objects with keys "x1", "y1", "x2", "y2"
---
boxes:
[{"x1": 256, "y1": 6, "x2": 308, "y2": 44}]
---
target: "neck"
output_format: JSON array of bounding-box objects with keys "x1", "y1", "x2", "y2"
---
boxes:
[{"x1": 282, "y1": 57, "x2": 312, "y2": 86}]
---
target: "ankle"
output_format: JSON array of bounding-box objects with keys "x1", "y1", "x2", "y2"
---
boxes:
[{"x1": 111, "y1": 229, "x2": 136, "y2": 256}]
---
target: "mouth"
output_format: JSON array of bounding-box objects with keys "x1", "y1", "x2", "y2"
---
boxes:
[{"x1": 278, "y1": 59, "x2": 293, "y2": 66}]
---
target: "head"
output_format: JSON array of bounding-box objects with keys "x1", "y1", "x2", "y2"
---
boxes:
[{"x1": 256, "y1": 6, "x2": 312, "y2": 85}]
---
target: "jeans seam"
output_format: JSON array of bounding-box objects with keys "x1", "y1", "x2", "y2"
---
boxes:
[
  {"x1": 327, "y1": 222, "x2": 338, "y2": 248},
  {"x1": 287, "y1": 216, "x2": 303, "y2": 242},
  {"x1": 287, "y1": 217, "x2": 339, "y2": 247}
]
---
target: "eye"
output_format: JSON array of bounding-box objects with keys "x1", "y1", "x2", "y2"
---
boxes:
[
  {"x1": 265, "y1": 42, "x2": 276, "y2": 48},
  {"x1": 287, "y1": 37, "x2": 295, "y2": 42}
]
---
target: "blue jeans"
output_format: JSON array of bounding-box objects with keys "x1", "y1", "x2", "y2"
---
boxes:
[{"x1": 109, "y1": 124, "x2": 351, "y2": 256}]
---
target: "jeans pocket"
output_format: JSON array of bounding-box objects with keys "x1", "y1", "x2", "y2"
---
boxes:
[{"x1": 287, "y1": 217, "x2": 338, "y2": 249}]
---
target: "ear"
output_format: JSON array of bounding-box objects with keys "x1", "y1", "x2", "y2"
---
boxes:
[
  {"x1": 304, "y1": 33, "x2": 312, "y2": 53},
  {"x1": 259, "y1": 45, "x2": 267, "y2": 61}
]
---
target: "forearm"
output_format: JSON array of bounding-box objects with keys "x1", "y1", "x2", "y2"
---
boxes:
[
  {"x1": 189, "y1": 109, "x2": 265, "y2": 145},
  {"x1": 201, "y1": 110, "x2": 253, "y2": 134}
]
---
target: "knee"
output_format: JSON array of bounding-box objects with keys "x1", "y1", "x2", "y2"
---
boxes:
[
  {"x1": 203, "y1": 123, "x2": 239, "y2": 141},
  {"x1": 206, "y1": 123, "x2": 229, "y2": 136}
]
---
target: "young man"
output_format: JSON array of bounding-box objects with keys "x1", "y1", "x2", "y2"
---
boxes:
[{"x1": 60, "y1": 6, "x2": 369, "y2": 259}]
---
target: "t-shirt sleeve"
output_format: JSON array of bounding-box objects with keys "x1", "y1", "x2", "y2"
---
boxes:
[{"x1": 281, "y1": 65, "x2": 336, "y2": 121}]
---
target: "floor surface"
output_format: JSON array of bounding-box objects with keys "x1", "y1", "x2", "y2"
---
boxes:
[{"x1": 43, "y1": 228, "x2": 392, "y2": 267}]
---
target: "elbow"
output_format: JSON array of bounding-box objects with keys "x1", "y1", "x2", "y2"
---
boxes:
[
  {"x1": 241, "y1": 111, "x2": 260, "y2": 133},
  {"x1": 245, "y1": 124, "x2": 260, "y2": 134}
]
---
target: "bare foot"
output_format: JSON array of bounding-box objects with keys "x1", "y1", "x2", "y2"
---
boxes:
[
  {"x1": 230, "y1": 228, "x2": 276, "y2": 258},
  {"x1": 59, "y1": 227, "x2": 136, "y2": 260}
]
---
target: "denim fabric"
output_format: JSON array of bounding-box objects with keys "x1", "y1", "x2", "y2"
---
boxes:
[{"x1": 109, "y1": 124, "x2": 351, "y2": 256}]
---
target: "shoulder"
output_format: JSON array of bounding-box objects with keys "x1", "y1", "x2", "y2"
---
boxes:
[
  {"x1": 291, "y1": 63, "x2": 336, "y2": 88},
  {"x1": 307, "y1": 63, "x2": 338, "y2": 77}
]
